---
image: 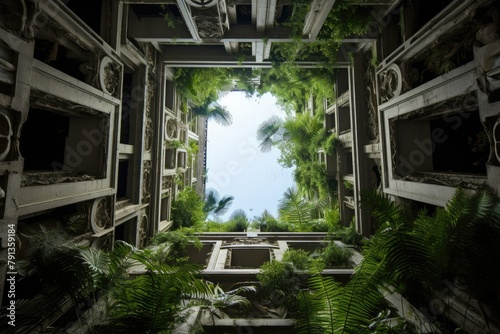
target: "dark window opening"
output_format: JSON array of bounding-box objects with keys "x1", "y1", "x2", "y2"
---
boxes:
[
  {"x1": 403, "y1": 0, "x2": 453, "y2": 38},
  {"x1": 165, "y1": 148, "x2": 176, "y2": 169},
  {"x1": 21, "y1": 106, "x2": 106, "y2": 178},
  {"x1": 165, "y1": 79, "x2": 175, "y2": 110},
  {"x1": 186, "y1": 244, "x2": 212, "y2": 266},
  {"x1": 34, "y1": 40, "x2": 87, "y2": 82},
  {"x1": 343, "y1": 205, "x2": 355, "y2": 228},
  {"x1": 64, "y1": 0, "x2": 102, "y2": 35},
  {"x1": 236, "y1": 5, "x2": 251, "y2": 24},
  {"x1": 21, "y1": 108, "x2": 68, "y2": 171},
  {"x1": 121, "y1": 72, "x2": 133, "y2": 144},
  {"x1": 229, "y1": 248, "x2": 270, "y2": 268},
  {"x1": 345, "y1": 151, "x2": 354, "y2": 175},
  {"x1": 131, "y1": 4, "x2": 177, "y2": 18},
  {"x1": 287, "y1": 242, "x2": 323, "y2": 254},
  {"x1": 115, "y1": 217, "x2": 136, "y2": 245},
  {"x1": 430, "y1": 112, "x2": 487, "y2": 174},
  {"x1": 160, "y1": 195, "x2": 171, "y2": 222},
  {"x1": 117, "y1": 160, "x2": 129, "y2": 199},
  {"x1": 338, "y1": 107, "x2": 351, "y2": 134},
  {"x1": 396, "y1": 110, "x2": 488, "y2": 177}
]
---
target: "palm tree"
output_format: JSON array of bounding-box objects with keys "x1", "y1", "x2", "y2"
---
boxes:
[
  {"x1": 256, "y1": 115, "x2": 285, "y2": 152},
  {"x1": 278, "y1": 187, "x2": 312, "y2": 230},
  {"x1": 203, "y1": 188, "x2": 234, "y2": 218},
  {"x1": 192, "y1": 100, "x2": 232, "y2": 126}
]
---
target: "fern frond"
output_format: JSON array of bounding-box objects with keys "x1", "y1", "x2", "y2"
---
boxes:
[{"x1": 360, "y1": 191, "x2": 408, "y2": 229}]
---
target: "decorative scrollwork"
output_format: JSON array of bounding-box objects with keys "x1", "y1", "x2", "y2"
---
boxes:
[
  {"x1": 90, "y1": 197, "x2": 111, "y2": 233},
  {"x1": 494, "y1": 119, "x2": 500, "y2": 165},
  {"x1": 138, "y1": 214, "x2": 148, "y2": 248},
  {"x1": 162, "y1": 176, "x2": 174, "y2": 190},
  {"x1": 142, "y1": 161, "x2": 151, "y2": 204},
  {"x1": 378, "y1": 63, "x2": 402, "y2": 103},
  {"x1": 144, "y1": 74, "x2": 154, "y2": 152},
  {"x1": 0, "y1": 110, "x2": 13, "y2": 161},
  {"x1": 99, "y1": 56, "x2": 121, "y2": 98},
  {"x1": 186, "y1": 0, "x2": 218, "y2": 8},
  {"x1": 164, "y1": 116, "x2": 178, "y2": 141}
]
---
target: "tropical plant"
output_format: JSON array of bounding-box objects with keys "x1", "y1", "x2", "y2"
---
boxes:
[
  {"x1": 282, "y1": 249, "x2": 313, "y2": 270},
  {"x1": 278, "y1": 187, "x2": 312, "y2": 230},
  {"x1": 256, "y1": 115, "x2": 285, "y2": 152},
  {"x1": 171, "y1": 186, "x2": 206, "y2": 230},
  {"x1": 257, "y1": 260, "x2": 304, "y2": 315},
  {"x1": 203, "y1": 188, "x2": 234, "y2": 218},
  {"x1": 295, "y1": 187, "x2": 500, "y2": 333},
  {"x1": 0, "y1": 226, "x2": 95, "y2": 334},
  {"x1": 148, "y1": 229, "x2": 202, "y2": 266},
  {"x1": 318, "y1": 242, "x2": 352, "y2": 268},
  {"x1": 252, "y1": 209, "x2": 290, "y2": 232},
  {"x1": 93, "y1": 259, "x2": 217, "y2": 333},
  {"x1": 224, "y1": 209, "x2": 250, "y2": 232},
  {"x1": 192, "y1": 100, "x2": 233, "y2": 126}
]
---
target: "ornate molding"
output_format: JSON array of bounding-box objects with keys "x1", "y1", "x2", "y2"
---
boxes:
[
  {"x1": 144, "y1": 74, "x2": 154, "y2": 152},
  {"x1": 142, "y1": 160, "x2": 151, "y2": 204},
  {"x1": 494, "y1": 119, "x2": 500, "y2": 165},
  {"x1": 29, "y1": 89, "x2": 102, "y2": 117},
  {"x1": 90, "y1": 197, "x2": 112, "y2": 233},
  {"x1": 21, "y1": 172, "x2": 95, "y2": 187},
  {"x1": 0, "y1": 110, "x2": 13, "y2": 161},
  {"x1": 164, "y1": 115, "x2": 178, "y2": 141},
  {"x1": 0, "y1": 0, "x2": 41, "y2": 40},
  {"x1": 138, "y1": 214, "x2": 148, "y2": 248},
  {"x1": 162, "y1": 175, "x2": 174, "y2": 190},
  {"x1": 99, "y1": 56, "x2": 121, "y2": 98},
  {"x1": 378, "y1": 63, "x2": 403, "y2": 104}
]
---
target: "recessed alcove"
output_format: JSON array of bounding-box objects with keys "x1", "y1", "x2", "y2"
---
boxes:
[{"x1": 229, "y1": 248, "x2": 271, "y2": 269}]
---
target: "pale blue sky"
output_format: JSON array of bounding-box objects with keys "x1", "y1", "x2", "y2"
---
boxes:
[{"x1": 205, "y1": 92, "x2": 295, "y2": 221}]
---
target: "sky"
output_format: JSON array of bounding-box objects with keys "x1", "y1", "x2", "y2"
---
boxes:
[{"x1": 205, "y1": 92, "x2": 295, "y2": 221}]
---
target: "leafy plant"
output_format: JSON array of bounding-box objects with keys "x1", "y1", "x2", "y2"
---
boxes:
[
  {"x1": 282, "y1": 249, "x2": 312, "y2": 270},
  {"x1": 224, "y1": 209, "x2": 250, "y2": 232},
  {"x1": 203, "y1": 189, "x2": 234, "y2": 218},
  {"x1": 323, "y1": 132, "x2": 339, "y2": 156},
  {"x1": 171, "y1": 187, "x2": 206, "y2": 230},
  {"x1": 318, "y1": 242, "x2": 352, "y2": 268},
  {"x1": 257, "y1": 260, "x2": 304, "y2": 314},
  {"x1": 148, "y1": 230, "x2": 202, "y2": 265}
]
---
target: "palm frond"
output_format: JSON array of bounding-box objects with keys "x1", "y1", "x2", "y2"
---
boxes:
[
  {"x1": 296, "y1": 290, "x2": 325, "y2": 334},
  {"x1": 360, "y1": 190, "x2": 409, "y2": 228},
  {"x1": 256, "y1": 115, "x2": 284, "y2": 152},
  {"x1": 334, "y1": 251, "x2": 386, "y2": 333}
]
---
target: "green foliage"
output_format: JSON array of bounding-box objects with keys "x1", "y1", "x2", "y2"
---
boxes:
[
  {"x1": 279, "y1": 187, "x2": 313, "y2": 229},
  {"x1": 203, "y1": 189, "x2": 234, "y2": 217},
  {"x1": 253, "y1": 210, "x2": 290, "y2": 232},
  {"x1": 148, "y1": 230, "x2": 202, "y2": 266},
  {"x1": 192, "y1": 101, "x2": 233, "y2": 126},
  {"x1": 323, "y1": 133, "x2": 339, "y2": 156},
  {"x1": 318, "y1": 242, "x2": 352, "y2": 268},
  {"x1": 296, "y1": 187, "x2": 500, "y2": 333},
  {"x1": 1, "y1": 226, "x2": 95, "y2": 333},
  {"x1": 257, "y1": 260, "x2": 304, "y2": 313},
  {"x1": 175, "y1": 67, "x2": 256, "y2": 107},
  {"x1": 224, "y1": 209, "x2": 250, "y2": 232},
  {"x1": 282, "y1": 249, "x2": 312, "y2": 270},
  {"x1": 338, "y1": 221, "x2": 364, "y2": 247},
  {"x1": 98, "y1": 260, "x2": 214, "y2": 334},
  {"x1": 171, "y1": 187, "x2": 206, "y2": 230},
  {"x1": 343, "y1": 180, "x2": 354, "y2": 191}
]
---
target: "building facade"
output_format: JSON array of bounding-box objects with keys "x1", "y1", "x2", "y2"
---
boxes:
[{"x1": 1, "y1": 0, "x2": 500, "y2": 332}]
